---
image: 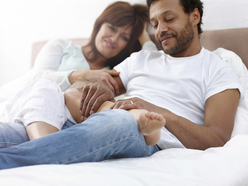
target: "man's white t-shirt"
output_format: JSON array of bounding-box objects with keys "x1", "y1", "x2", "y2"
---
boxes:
[{"x1": 114, "y1": 47, "x2": 243, "y2": 149}]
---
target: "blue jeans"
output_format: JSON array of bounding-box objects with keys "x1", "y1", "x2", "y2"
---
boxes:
[{"x1": 0, "y1": 109, "x2": 159, "y2": 170}]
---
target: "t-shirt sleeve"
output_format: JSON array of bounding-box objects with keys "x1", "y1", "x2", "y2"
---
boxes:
[
  {"x1": 31, "y1": 69, "x2": 73, "y2": 92},
  {"x1": 205, "y1": 62, "x2": 243, "y2": 101},
  {"x1": 33, "y1": 39, "x2": 68, "y2": 70},
  {"x1": 113, "y1": 54, "x2": 137, "y2": 89}
]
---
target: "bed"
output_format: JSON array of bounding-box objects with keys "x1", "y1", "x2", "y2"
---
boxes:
[{"x1": 0, "y1": 28, "x2": 248, "y2": 185}]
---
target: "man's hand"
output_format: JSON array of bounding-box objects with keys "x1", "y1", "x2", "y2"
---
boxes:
[
  {"x1": 80, "y1": 81, "x2": 116, "y2": 120},
  {"x1": 111, "y1": 97, "x2": 161, "y2": 112}
]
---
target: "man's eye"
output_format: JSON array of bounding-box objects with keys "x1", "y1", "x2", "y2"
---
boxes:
[
  {"x1": 153, "y1": 24, "x2": 158, "y2": 29},
  {"x1": 166, "y1": 18, "x2": 174, "y2": 22}
]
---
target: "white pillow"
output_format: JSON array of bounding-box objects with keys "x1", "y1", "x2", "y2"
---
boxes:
[{"x1": 213, "y1": 48, "x2": 248, "y2": 137}]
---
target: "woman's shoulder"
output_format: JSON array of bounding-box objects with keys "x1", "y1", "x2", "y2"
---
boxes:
[
  {"x1": 39, "y1": 38, "x2": 71, "y2": 54},
  {"x1": 46, "y1": 38, "x2": 70, "y2": 47}
]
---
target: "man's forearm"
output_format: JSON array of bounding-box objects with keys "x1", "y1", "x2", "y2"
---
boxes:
[
  {"x1": 164, "y1": 112, "x2": 229, "y2": 150},
  {"x1": 148, "y1": 90, "x2": 239, "y2": 150},
  {"x1": 145, "y1": 104, "x2": 230, "y2": 150},
  {"x1": 114, "y1": 96, "x2": 234, "y2": 150}
]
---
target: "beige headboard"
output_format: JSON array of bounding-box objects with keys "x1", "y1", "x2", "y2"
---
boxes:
[
  {"x1": 200, "y1": 28, "x2": 248, "y2": 68},
  {"x1": 31, "y1": 27, "x2": 248, "y2": 68}
]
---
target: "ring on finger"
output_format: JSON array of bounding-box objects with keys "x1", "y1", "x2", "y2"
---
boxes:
[{"x1": 130, "y1": 100, "x2": 134, "y2": 104}]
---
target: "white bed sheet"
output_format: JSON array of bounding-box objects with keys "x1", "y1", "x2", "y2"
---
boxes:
[{"x1": 0, "y1": 135, "x2": 248, "y2": 186}]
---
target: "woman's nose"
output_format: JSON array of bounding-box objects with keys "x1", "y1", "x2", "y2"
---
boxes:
[{"x1": 111, "y1": 33, "x2": 119, "y2": 43}]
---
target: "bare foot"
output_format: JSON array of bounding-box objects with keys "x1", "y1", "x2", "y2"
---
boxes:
[{"x1": 138, "y1": 112, "x2": 166, "y2": 136}]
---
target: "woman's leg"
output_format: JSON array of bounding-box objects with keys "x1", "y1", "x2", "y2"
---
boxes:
[
  {"x1": 0, "y1": 110, "x2": 159, "y2": 170},
  {"x1": 0, "y1": 122, "x2": 29, "y2": 148},
  {"x1": 64, "y1": 90, "x2": 83, "y2": 123},
  {"x1": 0, "y1": 118, "x2": 73, "y2": 149},
  {"x1": 26, "y1": 122, "x2": 59, "y2": 140},
  {"x1": 129, "y1": 110, "x2": 166, "y2": 146},
  {"x1": 65, "y1": 91, "x2": 165, "y2": 146},
  {"x1": 6, "y1": 79, "x2": 66, "y2": 140}
]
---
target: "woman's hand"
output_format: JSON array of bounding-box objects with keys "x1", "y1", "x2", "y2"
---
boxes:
[
  {"x1": 138, "y1": 22, "x2": 151, "y2": 46},
  {"x1": 69, "y1": 69, "x2": 120, "y2": 95}
]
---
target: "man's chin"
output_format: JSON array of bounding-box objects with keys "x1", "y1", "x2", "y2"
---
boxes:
[
  {"x1": 160, "y1": 43, "x2": 173, "y2": 54},
  {"x1": 162, "y1": 46, "x2": 173, "y2": 55}
]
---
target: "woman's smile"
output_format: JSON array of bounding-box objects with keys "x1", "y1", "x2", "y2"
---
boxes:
[
  {"x1": 105, "y1": 40, "x2": 115, "y2": 49},
  {"x1": 95, "y1": 23, "x2": 132, "y2": 59}
]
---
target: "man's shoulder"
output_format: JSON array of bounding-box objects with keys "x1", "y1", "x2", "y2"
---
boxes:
[
  {"x1": 116, "y1": 49, "x2": 164, "y2": 70},
  {"x1": 202, "y1": 48, "x2": 238, "y2": 81},
  {"x1": 202, "y1": 47, "x2": 227, "y2": 65}
]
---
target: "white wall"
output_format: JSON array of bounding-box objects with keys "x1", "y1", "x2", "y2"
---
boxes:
[
  {"x1": 202, "y1": 0, "x2": 248, "y2": 30},
  {"x1": 0, "y1": 0, "x2": 247, "y2": 86}
]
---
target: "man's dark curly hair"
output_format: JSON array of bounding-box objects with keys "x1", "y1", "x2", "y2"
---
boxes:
[{"x1": 146, "y1": 0, "x2": 204, "y2": 35}]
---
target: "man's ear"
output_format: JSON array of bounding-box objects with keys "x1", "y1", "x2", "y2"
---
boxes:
[{"x1": 190, "y1": 8, "x2": 201, "y2": 26}]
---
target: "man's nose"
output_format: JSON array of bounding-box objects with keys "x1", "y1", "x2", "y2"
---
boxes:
[
  {"x1": 155, "y1": 22, "x2": 168, "y2": 41},
  {"x1": 157, "y1": 22, "x2": 169, "y2": 35}
]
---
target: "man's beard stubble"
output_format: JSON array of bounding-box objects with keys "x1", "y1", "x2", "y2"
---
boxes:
[{"x1": 160, "y1": 21, "x2": 194, "y2": 56}]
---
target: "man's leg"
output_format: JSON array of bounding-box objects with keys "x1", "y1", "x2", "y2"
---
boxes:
[{"x1": 0, "y1": 110, "x2": 159, "y2": 170}]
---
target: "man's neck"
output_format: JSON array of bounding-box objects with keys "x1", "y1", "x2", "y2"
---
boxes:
[{"x1": 171, "y1": 37, "x2": 202, "y2": 58}]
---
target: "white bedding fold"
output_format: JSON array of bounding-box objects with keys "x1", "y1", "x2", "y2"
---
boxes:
[{"x1": 0, "y1": 135, "x2": 247, "y2": 186}]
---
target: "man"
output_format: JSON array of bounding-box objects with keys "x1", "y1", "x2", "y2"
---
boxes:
[
  {"x1": 79, "y1": 0, "x2": 242, "y2": 150},
  {"x1": 0, "y1": 0, "x2": 242, "y2": 169}
]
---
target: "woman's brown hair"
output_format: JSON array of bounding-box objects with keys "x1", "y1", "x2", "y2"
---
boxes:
[{"x1": 84, "y1": 1, "x2": 149, "y2": 69}]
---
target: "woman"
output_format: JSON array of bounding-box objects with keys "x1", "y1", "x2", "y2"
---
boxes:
[
  {"x1": 6, "y1": 79, "x2": 165, "y2": 146},
  {"x1": 0, "y1": 1, "x2": 158, "y2": 148},
  {"x1": 31, "y1": 1, "x2": 157, "y2": 92}
]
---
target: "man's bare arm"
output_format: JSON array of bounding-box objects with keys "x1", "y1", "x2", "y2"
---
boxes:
[
  {"x1": 167, "y1": 89, "x2": 240, "y2": 150},
  {"x1": 111, "y1": 89, "x2": 240, "y2": 150}
]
